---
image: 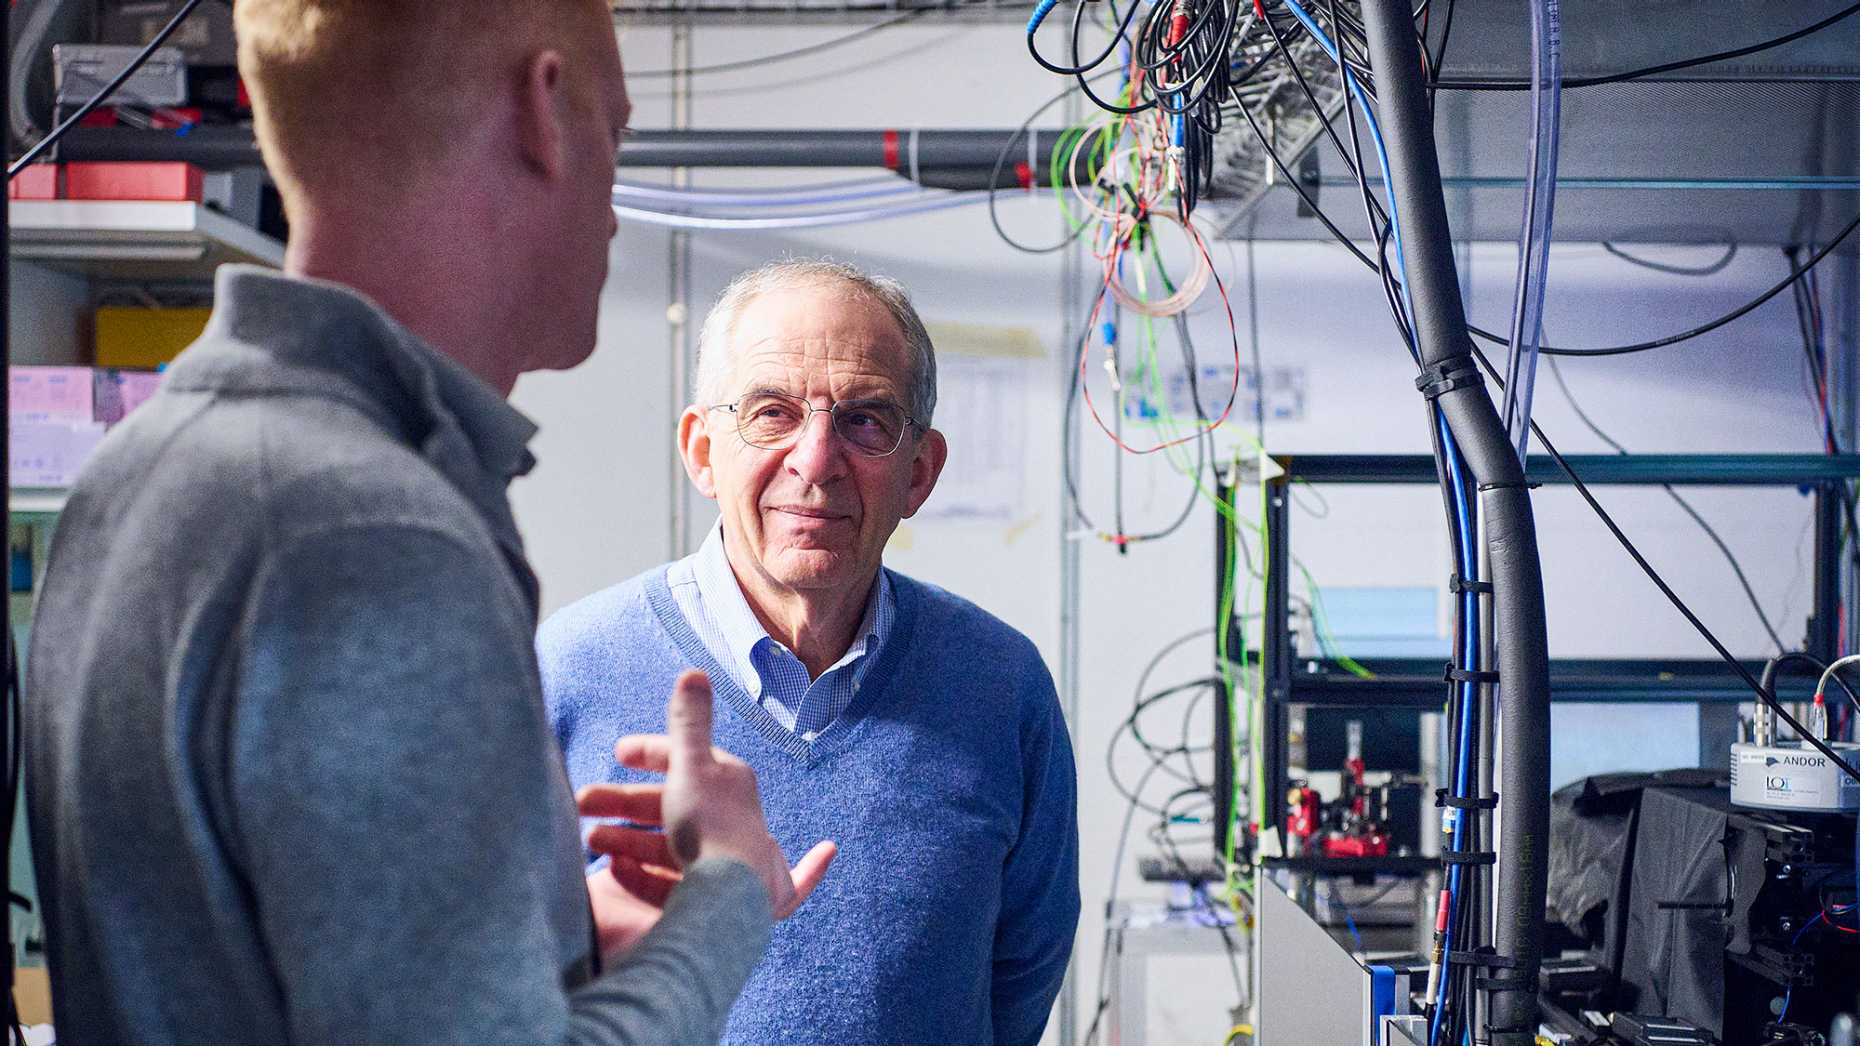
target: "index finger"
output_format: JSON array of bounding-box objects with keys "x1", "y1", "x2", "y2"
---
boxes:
[
  {"x1": 613, "y1": 734, "x2": 741, "y2": 775},
  {"x1": 614, "y1": 735, "x2": 672, "y2": 774}
]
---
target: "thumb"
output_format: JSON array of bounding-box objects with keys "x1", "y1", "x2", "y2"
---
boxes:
[
  {"x1": 666, "y1": 670, "x2": 717, "y2": 773},
  {"x1": 786, "y1": 841, "x2": 839, "y2": 914}
]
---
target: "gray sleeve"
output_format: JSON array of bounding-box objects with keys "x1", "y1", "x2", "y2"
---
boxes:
[{"x1": 229, "y1": 522, "x2": 769, "y2": 1046}]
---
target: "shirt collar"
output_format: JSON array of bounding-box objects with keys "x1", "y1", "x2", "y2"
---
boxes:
[
  {"x1": 171, "y1": 266, "x2": 539, "y2": 532},
  {"x1": 692, "y1": 525, "x2": 888, "y2": 681}
]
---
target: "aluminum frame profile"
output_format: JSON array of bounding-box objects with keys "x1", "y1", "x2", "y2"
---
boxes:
[{"x1": 1205, "y1": 8, "x2": 1350, "y2": 239}]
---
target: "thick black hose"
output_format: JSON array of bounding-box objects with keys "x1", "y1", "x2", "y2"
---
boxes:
[{"x1": 1356, "y1": 2, "x2": 1551, "y2": 1043}]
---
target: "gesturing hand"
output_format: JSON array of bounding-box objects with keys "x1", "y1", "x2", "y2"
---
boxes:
[{"x1": 576, "y1": 670, "x2": 836, "y2": 920}]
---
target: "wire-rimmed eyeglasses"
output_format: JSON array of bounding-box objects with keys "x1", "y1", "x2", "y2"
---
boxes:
[{"x1": 710, "y1": 391, "x2": 922, "y2": 458}]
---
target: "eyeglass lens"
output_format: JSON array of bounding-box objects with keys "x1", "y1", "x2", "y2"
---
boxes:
[{"x1": 737, "y1": 392, "x2": 906, "y2": 456}]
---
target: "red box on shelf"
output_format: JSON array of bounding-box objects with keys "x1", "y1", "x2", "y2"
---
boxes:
[
  {"x1": 63, "y1": 162, "x2": 205, "y2": 203},
  {"x1": 8, "y1": 164, "x2": 61, "y2": 200}
]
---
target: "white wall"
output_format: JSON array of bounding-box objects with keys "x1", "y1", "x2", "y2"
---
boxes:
[{"x1": 508, "y1": 21, "x2": 1846, "y2": 1043}]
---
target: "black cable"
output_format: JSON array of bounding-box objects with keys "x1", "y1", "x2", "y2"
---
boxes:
[
  {"x1": 1544, "y1": 354, "x2": 1788, "y2": 653},
  {"x1": 1764, "y1": 652, "x2": 1860, "y2": 717},
  {"x1": 624, "y1": 7, "x2": 940, "y2": 78},
  {"x1": 1067, "y1": 1, "x2": 1158, "y2": 117},
  {"x1": 1784, "y1": 245, "x2": 1860, "y2": 584},
  {"x1": 1235, "y1": 27, "x2": 1859, "y2": 779},
  {"x1": 1466, "y1": 346, "x2": 1860, "y2": 787},
  {"x1": 986, "y1": 71, "x2": 1119, "y2": 255},
  {"x1": 1323, "y1": 0, "x2": 1416, "y2": 351},
  {"x1": 1060, "y1": 274, "x2": 1209, "y2": 545},
  {"x1": 1473, "y1": 208, "x2": 1860, "y2": 357},
  {"x1": 1082, "y1": 756, "x2": 1163, "y2": 1046},
  {"x1": 1110, "y1": 679, "x2": 1219, "y2": 808},
  {"x1": 1227, "y1": 66, "x2": 1860, "y2": 362},
  {"x1": 1601, "y1": 240, "x2": 1739, "y2": 278},
  {"x1": 1028, "y1": 0, "x2": 1149, "y2": 78},
  {"x1": 9, "y1": 0, "x2": 208, "y2": 178},
  {"x1": 1423, "y1": 0, "x2": 1459, "y2": 109},
  {"x1": 1434, "y1": 1, "x2": 1860, "y2": 91}
]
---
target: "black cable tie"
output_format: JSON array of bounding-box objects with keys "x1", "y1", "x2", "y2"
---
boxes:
[
  {"x1": 1446, "y1": 949, "x2": 1518, "y2": 969},
  {"x1": 1440, "y1": 851, "x2": 1497, "y2": 867},
  {"x1": 1413, "y1": 358, "x2": 1484, "y2": 401},
  {"x1": 1448, "y1": 574, "x2": 1494, "y2": 595},
  {"x1": 1434, "y1": 789, "x2": 1499, "y2": 811},
  {"x1": 1444, "y1": 664, "x2": 1502, "y2": 684},
  {"x1": 1475, "y1": 974, "x2": 1535, "y2": 992},
  {"x1": 1476, "y1": 480, "x2": 1540, "y2": 492}
]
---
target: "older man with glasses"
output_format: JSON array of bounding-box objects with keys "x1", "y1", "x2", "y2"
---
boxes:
[{"x1": 539, "y1": 259, "x2": 1080, "y2": 1045}]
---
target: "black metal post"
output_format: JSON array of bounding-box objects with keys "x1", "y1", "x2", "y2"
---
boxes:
[
  {"x1": 1263, "y1": 476, "x2": 1293, "y2": 850},
  {"x1": 1811, "y1": 483, "x2": 1842, "y2": 660},
  {"x1": 1213, "y1": 475, "x2": 1235, "y2": 863}
]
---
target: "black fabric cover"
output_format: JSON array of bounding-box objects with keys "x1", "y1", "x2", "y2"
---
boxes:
[{"x1": 1617, "y1": 786, "x2": 1740, "y2": 1038}]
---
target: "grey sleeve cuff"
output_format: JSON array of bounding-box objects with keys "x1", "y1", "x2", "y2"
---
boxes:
[{"x1": 567, "y1": 859, "x2": 773, "y2": 1046}]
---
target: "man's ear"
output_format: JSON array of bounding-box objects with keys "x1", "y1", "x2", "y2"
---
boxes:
[
  {"x1": 901, "y1": 428, "x2": 948, "y2": 519},
  {"x1": 678, "y1": 406, "x2": 720, "y2": 500},
  {"x1": 515, "y1": 50, "x2": 568, "y2": 179}
]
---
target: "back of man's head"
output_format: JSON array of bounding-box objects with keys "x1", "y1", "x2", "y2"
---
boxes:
[{"x1": 235, "y1": 0, "x2": 613, "y2": 214}]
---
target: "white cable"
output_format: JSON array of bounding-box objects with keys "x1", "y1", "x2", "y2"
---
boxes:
[
  {"x1": 1815, "y1": 654, "x2": 1860, "y2": 701},
  {"x1": 610, "y1": 192, "x2": 989, "y2": 231},
  {"x1": 612, "y1": 177, "x2": 917, "y2": 207},
  {"x1": 611, "y1": 183, "x2": 920, "y2": 209}
]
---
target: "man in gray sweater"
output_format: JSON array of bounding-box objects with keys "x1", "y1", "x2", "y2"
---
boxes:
[{"x1": 23, "y1": 2, "x2": 832, "y2": 1043}]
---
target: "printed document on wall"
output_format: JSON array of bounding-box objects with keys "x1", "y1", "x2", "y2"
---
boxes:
[{"x1": 919, "y1": 324, "x2": 1040, "y2": 523}]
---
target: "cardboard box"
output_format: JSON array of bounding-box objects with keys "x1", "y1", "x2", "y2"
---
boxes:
[
  {"x1": 64, "y1": 161, "x2": 205, "y2": 203},
  {"x1": 7, "y1": 164, "x2": 60, "y2": 201},
  {"x1": 95, "y1": 306, "x2": 211, "y2": 369}
]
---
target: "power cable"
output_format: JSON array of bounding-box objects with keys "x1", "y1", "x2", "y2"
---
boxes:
[
  {"x1": 1434, "y1": 1, "x2": 1860, "y2": 91},
  {"x1": 1232, "y1": 66, "x2": 1860, "y2": 783},
  {"x1": 1544, "y1": 355, "x2": 1788, "y2": 653},
  {"x1": 8, "y1": 0, "x2": 208, "y2": 178},
  {"x1": 1474, "y1": 209, "x2": 1859, "y2": 357},
  {"x1": 987, "y1": 72, "x2": 1119, "y2": 255},
  {"x1": 622, "y1": 6, "x2": 941, "y2": 79},
  {"x1": 1225, "y1": 35, "x2": 1860, "y2": 361},
  {"x1": 1470, "y1": 347, "x2": 1860, "y2": 786},
  {"x1": 1601, "y1": 241, "x2": 1739, "y2": 278}
]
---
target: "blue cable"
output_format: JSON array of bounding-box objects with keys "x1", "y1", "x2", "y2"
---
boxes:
[
  {"x1": 1430, "y1": 416, "x2": 1480, "y2": 1046},
  {"x1": 1778, "y1": 911, "x2": 1825, "y2": 1023},
  {"x1": 1332, "y1": 885, "x2": 1365, "y2": 951},
  {"x1": 1027, "y1": 0, "x2": 1062, "y2": 35},
  {"x1": 1271, "y1": 9, "x2": 1486, "y2": 1041},
  {"x1": 1278, "y1": 0, "x2": 1413, "y2": 325}
]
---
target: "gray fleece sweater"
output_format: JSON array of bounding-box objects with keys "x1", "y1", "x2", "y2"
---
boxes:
[{"x1": 24, "y1": 266, "x2": 771, "y2": 1045}]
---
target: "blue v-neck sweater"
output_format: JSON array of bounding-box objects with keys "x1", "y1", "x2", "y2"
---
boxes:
[{"x1": 538, "y1": 566, "x2": 1080, "y2": 1046}]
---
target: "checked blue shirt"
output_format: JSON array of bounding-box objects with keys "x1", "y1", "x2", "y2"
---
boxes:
[{"x1": 667, "y1": 526, "x2": 893, "y2": 740}]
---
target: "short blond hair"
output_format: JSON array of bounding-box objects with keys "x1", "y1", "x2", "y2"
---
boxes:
[{"x1": 235, "y1": 0, "x2": 612, "y2": 207}]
